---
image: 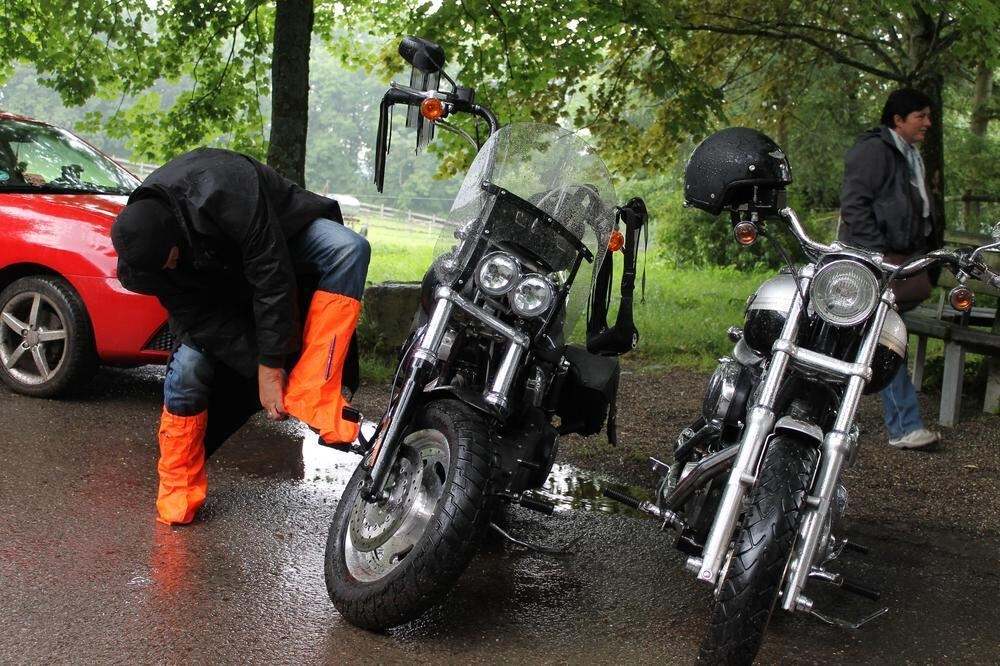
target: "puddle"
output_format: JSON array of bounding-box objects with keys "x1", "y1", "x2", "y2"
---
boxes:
[
  {"x1": 297, "y1": 422, "x2": 361, "y2": 494},
  {"x1": 298, "y1": 422, "x2": 654, "y2": 520},
  {"x1": 533, "y1": 464, "x2": 655, "y2": 519}
]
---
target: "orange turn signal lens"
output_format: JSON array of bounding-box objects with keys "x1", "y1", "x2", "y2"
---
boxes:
[
  {"x1": 420, "y1": 98, "x2": 445, "y2": 121},
  {"x1": 948, "y1": 286, "x2": 975, "y2": 312},
  {"x1": 608, "y1": 230, "x2": 624, "y2": 252},
  {"x1": 734, "y1": 222, "x2": 758, "y2": 246}
]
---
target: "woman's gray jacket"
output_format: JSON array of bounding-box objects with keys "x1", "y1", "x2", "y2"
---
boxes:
[{"x1": 838, "y1": 126, "x2": 936, "y2": 255}]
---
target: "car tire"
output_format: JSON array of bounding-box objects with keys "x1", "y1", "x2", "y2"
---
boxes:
[{"x1": 0, "y1": 276, "x2": 98, "y2": 397}]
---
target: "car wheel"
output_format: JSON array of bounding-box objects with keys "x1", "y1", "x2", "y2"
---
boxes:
[{"x1": 0, "y1": 276, "x2": 98, "y2": 397}]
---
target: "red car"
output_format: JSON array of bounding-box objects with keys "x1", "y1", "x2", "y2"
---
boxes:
[{"x1": 0, "y1": 112, "x2": 169, "y2": 397}]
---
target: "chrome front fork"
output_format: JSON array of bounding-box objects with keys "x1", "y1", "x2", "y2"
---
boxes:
[
  {"x1": 781, "y1": 296, "x2": 892, "y2": 612},
  {"x1": 692, "y1": 268, "x2": 813, "y2": 584},
  {"x1": 365, "y1": 285, "x2": 528, "y2": 499}
]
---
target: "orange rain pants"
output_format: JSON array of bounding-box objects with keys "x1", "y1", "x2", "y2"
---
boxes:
[
  {"x1": 284, "y1": 291, "x2": 362, "y2": 445},
  {"x1": 156, "y1": 408, "x2": 208, "y2": 525}
]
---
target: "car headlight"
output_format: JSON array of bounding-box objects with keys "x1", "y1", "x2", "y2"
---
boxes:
[
  {"x1": 510, "y1": 274, "x2": 555, "y2": 318},
  {"x1": 476, "y1": 252, "x2": 521, "y2": 296},
  {"x1": 810, "y1": 260, "x2": 879, "y2": 326}
]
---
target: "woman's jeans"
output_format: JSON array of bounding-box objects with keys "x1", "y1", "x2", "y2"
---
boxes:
[{"x1": 880, "y1": 364, "x2": 925, "y2": 439}]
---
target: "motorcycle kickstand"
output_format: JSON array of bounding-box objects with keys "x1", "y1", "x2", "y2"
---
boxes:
[{"x1": 488, "y1": 521, "x2": 581, "y2": 555}]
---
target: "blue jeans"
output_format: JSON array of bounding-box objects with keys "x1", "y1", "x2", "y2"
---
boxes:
[
  {"x1": 163, "y1": 217, "x2": 370, "y2": 415},
  {"x1": 164, "y1": 344, "x2": 214, "y2": 416},
  {"x1": 287, "y1": 217, "x2": 370, "y2": 299},
  {"x1": 880, "y1": 364, "x2": 925, "y2": 439}
]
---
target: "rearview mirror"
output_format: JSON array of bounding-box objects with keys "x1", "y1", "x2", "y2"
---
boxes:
[
  {"x1": 399, "y1": 36, "x2": 445, "y2": 74},
  {"x1": 992, "y1": 220, "x2": 1000, "y2": 241}
]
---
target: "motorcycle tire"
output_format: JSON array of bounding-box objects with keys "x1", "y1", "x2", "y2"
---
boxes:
[
  {"x1": 697, "y1": 434, "x2": 818, "y2": 665},
  {"x1": 324, "y1": 399, "x2": 493, "y2": 630}
]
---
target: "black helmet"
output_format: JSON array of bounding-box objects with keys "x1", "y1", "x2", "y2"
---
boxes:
[{"x1": 684, "y1": 128, "x2": 792, "y2": 216}]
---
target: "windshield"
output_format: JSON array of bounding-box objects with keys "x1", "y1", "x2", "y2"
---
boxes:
[
  {"x1": 434, "y1": 123, "x2": 616, "y2": 332},
  {"x1": 0, "y1": 117, "x2": 138, "y2": 195}
]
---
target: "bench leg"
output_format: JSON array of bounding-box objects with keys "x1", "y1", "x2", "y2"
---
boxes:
[
  {"x1": 939, "y1": 341, "x2": 964, "y2": 427},
  {"x1": 910, "y1": 334, "x2": 927, "y2": 390},
  {"x1": 985, "y1": 357, "x2": 1000, "y2": 415}
]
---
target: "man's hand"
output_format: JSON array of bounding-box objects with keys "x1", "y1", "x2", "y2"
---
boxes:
[{"x1": 258, "y1": 365, "x2": 288, "y2": 420}]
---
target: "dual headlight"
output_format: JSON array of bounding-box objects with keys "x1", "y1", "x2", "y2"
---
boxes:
[
  {"x1": 810, "y1": 260, "x2": 879, "y2": 326},
  {"x1": 475, "y1": 252, "x2": 555, "y2": 318}
]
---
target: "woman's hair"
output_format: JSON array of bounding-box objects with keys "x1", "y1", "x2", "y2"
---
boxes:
[{"x1": 880, "y1": 88, "x2": 933, "y2": 127}]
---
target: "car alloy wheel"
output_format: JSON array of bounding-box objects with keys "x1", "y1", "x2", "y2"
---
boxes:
[{"x1": 0, "y1": 276, "x2": 97, "y2": 397}]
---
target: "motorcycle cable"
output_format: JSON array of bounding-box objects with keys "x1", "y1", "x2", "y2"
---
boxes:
[{"x1": 757, "y1": 223, "x2": 807, "y2": 302}]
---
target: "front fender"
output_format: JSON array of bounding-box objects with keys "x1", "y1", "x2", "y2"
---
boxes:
[
  {"x1": 773, "y1": 415, "x2": 824, "y2": 447},
  {"x1": 419, "y1": 385, "x2": 496, "y2": 420}
]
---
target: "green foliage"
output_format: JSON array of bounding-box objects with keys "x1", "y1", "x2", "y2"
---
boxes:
[
  {"x1": 2, "y1": 0, "x2": 998, "y2": 252},
  {"x1": 628, "y1": 263, "x2": 771, "y2": 369}
]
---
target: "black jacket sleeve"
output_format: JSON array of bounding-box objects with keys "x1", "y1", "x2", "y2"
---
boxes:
[
  {"x1": 839, "y1": 138, "x2": 892, "y2": 252},
  {"x1": 213, "y1": 194, "x2": 299, "y2": 369}
]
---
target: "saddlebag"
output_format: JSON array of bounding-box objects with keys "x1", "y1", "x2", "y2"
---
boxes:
[{"x1": 556, "y1": 345, "x2": 620, "y2": 444}]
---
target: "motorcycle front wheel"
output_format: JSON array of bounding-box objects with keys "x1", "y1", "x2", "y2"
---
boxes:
[
  {"x1": 697, "y1": 434, "x2": 818, "y2": 665},
  {"x1": 324, "y1": 399, "x2": 492, "y2": 630}
]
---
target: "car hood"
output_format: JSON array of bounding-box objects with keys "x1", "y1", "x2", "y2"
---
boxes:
[{"x1": 0, "y1": 193, "x2": 128, "y2": 278}]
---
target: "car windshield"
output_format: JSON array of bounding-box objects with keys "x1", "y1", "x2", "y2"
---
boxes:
[{"x1": 0, "y1": 117, "x2": 138, "y2": 195}]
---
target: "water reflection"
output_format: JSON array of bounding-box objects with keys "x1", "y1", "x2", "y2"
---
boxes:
[
  {"x1": 297, "y1": 421, "x2": 360, "y2": 495},
  {"x1": 293, "y1": 422, "x2": 653, "y2": 519},
  {"x1": 536, "y1": 464, "x2": 653, "y2": 518}
]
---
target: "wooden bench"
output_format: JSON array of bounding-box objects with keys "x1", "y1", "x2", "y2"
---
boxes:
[{"x1": 900, "y1": 230, "x2": 1000, "y2": 427}]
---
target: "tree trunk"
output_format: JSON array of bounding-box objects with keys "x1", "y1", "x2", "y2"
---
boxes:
[
  {"x1": 908, "y1": 7, "x2": 945, "y2": 246},
  {"x1": 964, "y1": 63, "x2": 994, "y2": 228},
  {"x1": 916, "y1": 72, "x2": 946, "y2": 247},
  {"x1": 267, "y1": 0, "x2": 314, "y2": 187}
]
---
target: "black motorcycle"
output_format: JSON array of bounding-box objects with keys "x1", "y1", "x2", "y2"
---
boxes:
[
  {"x1": 324, "y1": 37, "x2": 646, "y2": 630},
  {"x1": 607, "y1": 127, "x2": 1000, "y2": 664}
]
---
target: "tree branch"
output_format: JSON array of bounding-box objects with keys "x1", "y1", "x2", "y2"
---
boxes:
[{"x1": 677, "y1": 20, "x2": 905, "y2": 82}]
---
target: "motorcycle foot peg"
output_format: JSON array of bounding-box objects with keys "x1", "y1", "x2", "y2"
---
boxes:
[
  {"x1": 518, "y1": 495, "x2": 555, "y2": 515},
  {"x1": 604, "y1": 486, "x2": 644, "y2": 510},
  {"x1": 841, "y1": 578, "x2": 881, "y2": 602},
  {"x1": 341, "y1": 406, "x2": 362, "y2": 423},
  {"x1": 603, "y1": 487, "x2": 682, "y2": 529},
  {"x1": 842, "y1": 539, "x2": 870, "y2": 555},
  {"x1": 317, "y1": 436, "x2": 362, "y2": 455}
]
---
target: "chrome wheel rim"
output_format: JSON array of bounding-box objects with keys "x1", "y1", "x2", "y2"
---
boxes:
[
  {"x1": 344, "y1": 428, "x2": 451, "y2": 582},
  {"x1": 0, "y1": 291, "x2": 69, "y2": 386}
]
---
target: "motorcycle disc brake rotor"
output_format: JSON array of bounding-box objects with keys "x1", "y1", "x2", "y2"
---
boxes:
[{"x1": 347, "y1": 429, "x2": 451, "y2": 555}]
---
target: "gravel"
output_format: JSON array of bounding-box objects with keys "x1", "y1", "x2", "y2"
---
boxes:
[{"x1": 558, "y1": 364, "x2": 1000, "y2": 538}]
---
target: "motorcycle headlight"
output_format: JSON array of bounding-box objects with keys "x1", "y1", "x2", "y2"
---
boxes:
[
  {"x1": 810, "y1": 260, "x2": 880, "y2": 326},
  {"x1": 510, "y1": 274, "x2": 555, "y2": 318},
  {"x1": 476, "y1": 252, "x2": 521, "y2": 297}
]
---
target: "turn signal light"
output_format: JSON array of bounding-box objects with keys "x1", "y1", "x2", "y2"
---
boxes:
[
  {"x1": 734, "y1": 222, "x2": 758, "y2": 246},
  {"x1": 948, "y1": 286, "x2": 975, "y2": 312},
  {"x1": 608, "y1": 230, "x2": 624, "y2": 252},
  {"x1": 420, "y1": 98, "x2": 445, "y2": 121}
]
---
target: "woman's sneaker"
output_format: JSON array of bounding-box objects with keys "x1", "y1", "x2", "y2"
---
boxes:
[{"x1": 889, "y1": 428, "x2": 940, "y2": 450}]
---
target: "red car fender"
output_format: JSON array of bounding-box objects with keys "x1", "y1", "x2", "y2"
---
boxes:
[{"x1": 0, "y1": 192, "x2": 169, "y2": 364}]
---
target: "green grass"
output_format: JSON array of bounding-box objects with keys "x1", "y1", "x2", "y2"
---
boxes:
[
  {"x1": 609, "y1": 262, "x2": 770, "y2": 370},
  {"x1": 353, "y1": 215, "x2": 438, "y2": 285}
]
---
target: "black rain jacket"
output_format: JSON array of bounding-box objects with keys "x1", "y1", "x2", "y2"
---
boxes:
[
  {"x1": 837, "y1": 126, "x2": 938, "y2": 255},
  {"x1": 116, "y1": 148, "x2": 343, "y2": 377}
]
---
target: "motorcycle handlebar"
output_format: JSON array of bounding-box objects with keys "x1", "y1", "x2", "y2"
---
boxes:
[
  {"x1": 777, "y1": 207, "x2": 1000, "y2": 287},
  {"x1": 387, "y1": 81, "x2": 499, "y2": 136}
]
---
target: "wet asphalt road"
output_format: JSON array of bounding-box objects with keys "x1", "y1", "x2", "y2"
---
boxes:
[{"x1": 1, "y1": 366, "x2": 998, "y2": 665}]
